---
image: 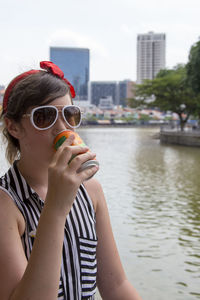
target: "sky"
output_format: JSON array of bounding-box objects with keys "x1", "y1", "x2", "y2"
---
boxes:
[{"x1": 0, "y1": 0, "x2": 200, "y2": 86}]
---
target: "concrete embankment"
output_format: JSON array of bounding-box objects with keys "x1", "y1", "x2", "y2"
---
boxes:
[{"x1": 160, "y1": 130, "x2": 200, "y2": 147}]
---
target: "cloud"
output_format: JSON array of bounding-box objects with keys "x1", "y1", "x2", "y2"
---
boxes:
[{"x1": 48, "y1": 29, "x2": 109, "y2": 59}]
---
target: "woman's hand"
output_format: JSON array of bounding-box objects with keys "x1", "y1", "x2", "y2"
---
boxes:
[{"x1": 45, "y1": 134, "x2": 99, "y2": 216}]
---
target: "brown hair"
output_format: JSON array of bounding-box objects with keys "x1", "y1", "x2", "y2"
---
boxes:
[{"x1": 0, "y1": 71, "x2": 70, "y2": 164}]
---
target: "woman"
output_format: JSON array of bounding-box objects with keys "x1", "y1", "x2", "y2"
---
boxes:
[{"x1": 0, "y1": 61, "x2": 142, "y2": 300}]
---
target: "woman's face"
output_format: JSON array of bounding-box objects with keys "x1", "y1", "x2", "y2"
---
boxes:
[{"x1": 17, "y1": 93, "x2": 73, "y2": 165}]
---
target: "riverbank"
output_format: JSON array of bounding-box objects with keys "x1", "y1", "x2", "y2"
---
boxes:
[
  {"x1": 160, "y1": 129, "x2": 200, "y2": 147},
  {"x1": 80, "y1": 122, "x2": 162, "y2": 129}
]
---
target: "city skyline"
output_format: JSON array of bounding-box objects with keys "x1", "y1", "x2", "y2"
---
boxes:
[{"x1": 0, "y1": 0, "x2": 199, "y2": 86}]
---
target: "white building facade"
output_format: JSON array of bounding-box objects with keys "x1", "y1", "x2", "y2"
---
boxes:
[
  {"x1": 98, "y1": 96, "x2": 114, "y2": 110},
  {"x1": 137, "y1": 32, "x2": 166, "y2": 84}
]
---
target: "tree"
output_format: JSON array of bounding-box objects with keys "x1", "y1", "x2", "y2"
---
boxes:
[
  {"x1": 186, "y1": 39, "x2": 200, "y2": 94},
  {"x1": 130, "y1": 65, "x2": 198, "y2": 131}
]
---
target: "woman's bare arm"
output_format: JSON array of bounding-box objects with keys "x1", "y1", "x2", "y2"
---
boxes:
[
  {"x1": 0, "y1": 190, "x2": 66, "y2": 300},
  {"x1": 85, "y1": 178, "x2": 142, "y2": 300},
  {"x1": 0, "y1": 191, "x2": 27, "y2": 300}
]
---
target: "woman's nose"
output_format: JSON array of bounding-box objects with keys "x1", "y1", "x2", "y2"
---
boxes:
[{"x1": 52, "y1": 113, "x2": 71, "y2": 135}]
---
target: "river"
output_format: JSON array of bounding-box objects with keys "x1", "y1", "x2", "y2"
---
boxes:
[{"x1": 0, "y1": 127, "x2": 200, "y2": 300}]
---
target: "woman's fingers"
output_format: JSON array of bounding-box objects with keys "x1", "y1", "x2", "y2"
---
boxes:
[
  {"x1": 59, "y1": 133, "x2": 75, "y2": 147},
  {"x1": 56, "y1": 145, "x2": 90, "y2": 166},
  {"x1": 68, "y1": 151, "x2": 96, "y2": 172},
  {"x1": 53, "y1": 133, "x2": 89, "y2": 165},
  {"x1": 52, "y1": 134, "x2": 75, "y2": 162},
  {"x1": 78, "y1": 163, "x2": 99, "y2": 182},
  {"x1": 68, "y1": 151, "x2": 99, "y2": 181}
]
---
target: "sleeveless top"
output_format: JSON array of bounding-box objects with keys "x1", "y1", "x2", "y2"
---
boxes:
[{"x1": 0, "y1": 161, "x2": 98, "y2": 300}]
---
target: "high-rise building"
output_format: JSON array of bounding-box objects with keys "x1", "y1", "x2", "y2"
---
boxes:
[
  {"x1": 90, "y1": 80, "x2": 136, "y2": 107},
  {"x1": 91, "y1": 81, "x2": 118, "y2": 106},
  {"x1": 50, "y1": 47, "x2": 90, "y2": 100},
  {"x1": 137, "y1": 31, "x2": 166, "y2": 84}
]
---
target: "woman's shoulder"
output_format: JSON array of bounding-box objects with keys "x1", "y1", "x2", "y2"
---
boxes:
[
  {"x1": 0, "y1": 189, "x2": 25, "y2": 236},
  {"x1": 0, "y1": 188, "x2": 16, "y2": 210},
  {"x1": 83, "y1": 178, "x2": 105, "y2": 212},
  {"x1": 0, "y1": 168, "x2": 16, "y2": 203}
]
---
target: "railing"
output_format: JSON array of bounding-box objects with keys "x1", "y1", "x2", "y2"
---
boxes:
[{"x1": 160, "y1": 124, "x2": 200, "y2": 133}]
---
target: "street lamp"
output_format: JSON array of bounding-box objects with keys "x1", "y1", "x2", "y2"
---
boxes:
[{"x1": 180, "y1": 104, "x2": 186, "y2": 111}]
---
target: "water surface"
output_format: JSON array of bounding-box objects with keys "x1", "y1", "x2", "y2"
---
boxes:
[{"x1": 79, "y1": 127, "x2": 200, "y2": 300}]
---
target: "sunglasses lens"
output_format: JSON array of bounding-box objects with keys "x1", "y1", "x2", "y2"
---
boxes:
[
  {"x1": 33, "y1": 107, "x2": 57, "y2": 129},
  {"x1": 63, "y1": 106, "x2": 81, "y2": 127}
]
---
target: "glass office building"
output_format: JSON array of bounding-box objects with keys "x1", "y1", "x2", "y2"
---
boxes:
[
  {"x1": 91, "y1": 80, "x2": 135, "y2": 106},
  {"x1": 50, "y1": 47, "x2": 90, "y2": 100},
  {"x1": 91, "y1": 81, "x2": 118, "y2": 106}
]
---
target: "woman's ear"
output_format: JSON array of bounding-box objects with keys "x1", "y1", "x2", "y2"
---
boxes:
[{"x1": 4, "y1": 117, "x2": 22, "y2": 139}]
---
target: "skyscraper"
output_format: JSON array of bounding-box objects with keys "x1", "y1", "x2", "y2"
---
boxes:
[
  {"x1": 90, "y1": 80, "x2": 136, "y2": 106},
  {"x1": 137, "y1": 32, "x2": 166, "y2": 84},
  {"x1": 50, "y1": 47, "x2": 90, "y2": 100},
  {"x1": 91, "y1": 81, "x2": 118, "y2": 106}
]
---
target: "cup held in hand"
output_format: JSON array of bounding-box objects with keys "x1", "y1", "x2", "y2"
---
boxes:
[{"x1": 53, "y1": 130, "x2": 99, "y2": 179}]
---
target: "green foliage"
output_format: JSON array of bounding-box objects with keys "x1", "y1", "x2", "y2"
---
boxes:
[
  {"x1": 130, "y1": 65, "x2": 199, "y2": 130},
  {"x1": 186, "y1": 40, "x2": 200, "y2": 94},
  {"x1": 85, "y1": 114, "x2": 98, "y2": 122},
  {"x1": 126, "y1": 97, "x2": 141, "y2": 108},
  {"x1": 139, "y1": 114, "x2": 151, "y2": 121},
  {"x1": 120, "y1": 115, "x2": 136, "y2": 122}
]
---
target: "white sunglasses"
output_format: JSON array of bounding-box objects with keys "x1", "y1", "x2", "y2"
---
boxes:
[{"x1": 23, "y1": 105, "x2": 82, "y2": 130}]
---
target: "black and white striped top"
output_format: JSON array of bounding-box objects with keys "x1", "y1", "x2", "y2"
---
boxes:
[{"x1": 0, "y1": 161, "x2": 98, "y2": 300}]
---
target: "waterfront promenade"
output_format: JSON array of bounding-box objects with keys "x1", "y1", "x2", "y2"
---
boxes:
[{"x1": 160, "y1": 126, "x2": 200, "y2": 147}]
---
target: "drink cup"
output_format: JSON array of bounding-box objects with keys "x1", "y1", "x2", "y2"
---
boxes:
[{"x1": 53, "y1": 130, "x2": 99, "y2": 179}]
